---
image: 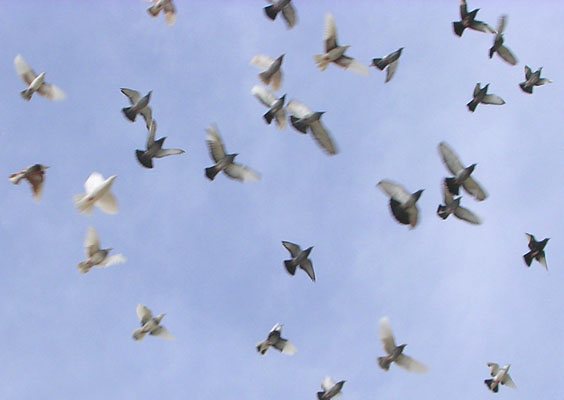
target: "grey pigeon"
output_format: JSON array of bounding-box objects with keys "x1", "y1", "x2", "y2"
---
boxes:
[
  {"x1": 132, "y1": 304, "x2": 174, "y2": 341},
  {"x1": 489, "y1": 15, "x2": 517, "y2": 65},
  {"x1": 250, "y1": 54, "x2": 284, "y2": 92},
  {"x1": 135, "y1": 120, "x2": 184, "y2": 169},
  {"x1": 146, "y1": 0, "x2": 176, "y2": 26},
  {"x1": 437, "y1": 183, "x2": 481, "y2": 224},
  {"x1": 9, "y1": 164, "x2": 49, "y2": 202},
  {"x1": 264, "y1": 0, "x2": 296, "y2": 29},
  {"x1": 14, "y1": 54, "x2": 66, "y2": 101},
  {"x1": 484, "y1": 363, "x2": 516, "y2": 393},
  {"x1": 251, "y1": 85, "x2": 286, "y2": 129},
  {"x1": 438, "y1": 142, "x2": 487, "y2": 201},
  {"x1": 317, "y1": 377, "x2": 345, "y2": 400},
  {"x1": 453, "y1": 0, "x2": 495, "y2": 37},
  {"x1": 377, "y1": 317, "x2": 428, "y2": 373},
  {"x1": 256, "y1": 323, "x2": 297, "y2": 355},
  {"x1": 205, "y1": 125, "x2": 260, "y2": 182},
  {"x1": 523, "y1": 233, "x2": 549, "y2": 271},
  {"x1": 121, "y1": 88, "x2": 152, "y2": 129},
  {"x1": 77, "y1": 227, "x2": 126, "y2": 274},
  {"x1": 467, "y1": 83, "x2": 505, "y2": 112},
  {"x1": 377, "y1": 180, "x2": 423, "y2": 229},
  {"x1": 371, "y1": 48, "x2": 403, "y2": 83},
  {"x1": 281, "y1": 241, "x2": 315, "y2": 282},
  {"x1": 519, "y1": 66, "x2": 552, "y2": 94},
  {"x1": 286, "y1": 100, "x2": 337, "y2": 155}
]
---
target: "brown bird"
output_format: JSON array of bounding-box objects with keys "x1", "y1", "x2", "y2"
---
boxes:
[{"x1": 9, "y1": 164, "x2": 49, "y2": 202}]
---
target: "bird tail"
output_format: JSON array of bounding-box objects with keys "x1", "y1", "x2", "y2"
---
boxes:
[
  {"x1": 444, "y1": 178, "x2": 460, "y2": 196},
  {"x1": 317, "y1": 392, "x2": 325, "y2": 400},
  {"x1": 466, "y1": 100, "x2": 478, "y2": 112},
  {"x1": 258, "y1": 71, "x2": 272, "y2": 86},
  {"x1": 264, "y1": 110, "x2": 274, "y2": 124},
  {"x1": 9, "y1": 172, "x2": 25, "y2": 184},
  {"x1": 488, "y1": 47, "x2": 495, "y2": 59},
  {"x1": 122, "y1": 107, "x2": 137, "y2": 122},
  {"x1": 20, "y1": 89, "x2": 33, "y2": 101},
  {"x1": 136, "y1": 150, "x2": 153, "y2": 169},
  {"x1": 519, "y1": 82, "x2": 533, "y2": 94},
  {"x1": 484, "y1": 379, "x2": 498, "y2": 392},
  {"x1": 290, "y1": 116, "x2": 308, "y2": 133},
  {"x1": 256, "y1": 341, "x2": 269, "y2": 355},
  {"x1": 453, "y1": 21, "x2": 465, "y2": 36},
  {"x1": 73, "y1": 194, "x2": 94, "y2": 216},
  {"x1": 264, "y1": 5, "x2": 279, "y2": 20},
  {"x1": 371, "y1": 58, "x2": 386, "y2": 70},
  {"x1": 314, "y1": 54, "x2": 331, "y2": 71},
  {"x1": 132, "y1": 329, "x2": 146, "y2": 341},
  {"x1": 437, "y1": 205, "x2": 449, "y2": 220},
  {"x1": 377, "y1": 357, "x2": 391, "y2": 370},
  {"x1": 205, "y1": 166, "x2": 220, "y2": 181},
  {"x1": 523, "y1": 251, "x2": 533, "y2": 267},
  {"x1": 77, "y1": 262, "x2": 91, "y2": 274},
  {"x1": 284, "y1": 260, "x2": 297, "y2": 276},
  {"x1": 147, "y1": 5, "x2": 160, "y2": 17}
]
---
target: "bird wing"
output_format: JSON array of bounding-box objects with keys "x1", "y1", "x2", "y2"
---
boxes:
[
  {"x1": 377, "y1": 181, "x2": 411, "y2": 204},
  {"x1": 537, "y1": 252, "x2": 548, "y2": 271},
  {"x1": 488, "y1": 362, "x2": 499, "y2": 377},
  {"x1": 37, "y1": 83, "x2": 66, "y2": 101},
  {"x1": 502, "y1": 373, "x2": 517, "y2": 389},
  {"x1": 378, "y1": 316, "x2": 397, "y2": 354},
  {"x1": 454, "y1": 205, "x2": 481, "y2": 224},
  {"x1": 163, "y1": 0, "x2": 177, "y2": 26},
  {"x1": 496, "y1": 46, "x2": 518, "y2": 66},
  {"x1": 99, "y1": 254, "x2": 126, "y2": 267},
  {"x1": 96, "y1": 191, "x2": 119, "y2": 215},
  {"x1": 250, "y1": 55, "x2": 275, "y2": 70},
  {"x1": 282, "y1": 241, "x2": 301, "y2": 257},
  {"x1": 395, "y1": 354, "x2": 429, "y2": 373},
  {"x1": 461, "y1": 177, "x2": 487, "y2": 201},
  {"x1": 120, "y1": 88, "x2": 141, "y2": 104},
  {"x1": 251, "y1": 85, "x2": 277, "y2": 107},
  {"x1": 310, "y1": 120, "x2": 337, "y2": 155},
  {"x1": 497, "y1": 15, "x2": 507, "y2": 34},
  {"x1": 274, "y1": 108, "x2": 287, "y2": 130},
  {"x1": 84, "y1": 172, "x2": 105, "y2": 193},
  {"x1": 286, "y1": 100, "x2": 312, "y2": 118},
  {"x1": 279, "y1": 340, "x2": 297, "y2": 355},
  {"x1": 300, "y1": 259, "x2": 315, "y2": 282},
  {"x1": 473, "y1": 83, "x2": 481, "y2": 98},
  {"x1": 471, "y1": 20, "x2": 495, "y2": 33},
  {"x1": 281, "y1": 3, "x2": 297, "y2": 28},
  {"x1": 481, "y1": 94, "x2": 505, "y2": 105},
  {"x1": 139, "y1": 107, "x2": 153, "y2": 130},
  {"x1": 459, "y1": 0, "x2": 468, "y2": 18},
  {"x1": 438, "y1": 141, "x2": 464, "y2": 175},
  {"x1": 385, "y1": 59, "x2": 399, "y2": 82},
  {"x1": 27, "y1": 170, "x2": 46, "y2": 201},
  {"x1": 334, "y1": 56, "x2": 370, "y2": 76},
  {"x1": 14, "y1": 54, "x2": 37, "y2": 85},
  {"x1": 224, "y1": 163, "x2": 261, "y2": 182},
  {"x1": 150, "y1": 325, "x2": 175, "y2": 341},
  {"x1": 407, "y1": 205, "x2": 419, "y2": 228},
  {"x1": 136, "y1": 304, "x2": 153, "y2": 325},
  {"x1": 146, "y1": 120, "x2": 156, "y2": 148},
  {"x1": 524, "y1": 65, "x2": 532, "y2": 80},
  {"x1": 321, "y1": 376, "x2": 336, "y2": 392},
  {"x1": 155, "y1": 148, "x2": 184, "y2": 158},
  {"x1": 324, "y1": 13, "x2": 338, "y2": 52},
  {"x1": 84, "y1": 227, "x2": 101, "y2": 257},
  {"x1": 206, "y1": 125, "x2": 226, "y2": 162},
  {"x1": 525, "y1": 233, "x2": 535, "y2": 245},
  {"x1": 442, "y1": 182, "x2": 454, "y2": 205}
]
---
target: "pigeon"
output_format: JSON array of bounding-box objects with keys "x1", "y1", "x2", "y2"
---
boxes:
[
  {"x1": 132, "y1": 304, "x2": 175, "y2": 341},
  {"x1": 9, "y1": 164, "x2": 49, "y2": 202},
  {"x1": 484, "y1": 363, "x2": 516, "y2": 393},
  {"x1": 314, "y1": 13, "x2": 369, "y2": 76},
  {"x1": 317, "y1": 377, "x2": 345, "y2": 400},
  {"x1": 250, "y1": 54, "x2": 284, "y2": 92},
  {"x1": 467, "y1": 83, "x2": 505, "y2": 112},
  {"x1": 438, "y1": 142, "x2": 487, "y2": 201},
  {"x1": 286, "y1": 100, "x2": 337, "y2": 155},
  {"x1": 523, "y1": 233, "x2": 549, "y2": 271},
  {"x1": 145, "y1": 0, "x2": 176, "y2": 26},
  {"x1": 371, "y1": 48, "x2": 403, "y2": 83},
  {"x1": 135, "y1": 120, "x2": 184, "y2": 169},
  {"x1": 489, "y1": 15, "x2": 517, "y2": 65},
  {"x1": 205, "y1": 125, "x2": 260, "y2": 182},
  {"x1": 437, "y1": 183, "x2": 481, "y2": 224},
  {"x1": 14, "y1": 54, "x2": 66, "y2": 101},
  {"x1": 264, "y1": 0, "x2": 296, "y2": 29},
  {"x1": 377, "y1": 317, "x2": 428, "y2": 373},
  {"x1": 519, "y1": 66, "x2": 552, "y2": 94},
  {"x1": 281, "y1": 241, "x2": 315, "y2": 282},
  {"x1": 453, "y1": 0, "x2": 495, "y2": 37},
  {"x1": 377, "y1": 181, "x2": 423, "y2": 229},
  {"x1": 77, "y1": 227, "x2": 126, "y2": 274},
  {"x1": 256, "y1": 323, "x2": 297, "y2": 355},
  {"x1": 73, "y1": 172, "x2": 118, "y2": 215},
  {"x1": 251, "y1": 85, "x2": 286, "y2": 129},
  {"x1": 121, "y1": 88, "x2": 152, "y2": 129}
]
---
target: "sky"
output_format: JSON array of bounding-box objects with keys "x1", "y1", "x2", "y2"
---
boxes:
[{"x1": 1, "y1": 1, "x2": 563, "y2": 399}]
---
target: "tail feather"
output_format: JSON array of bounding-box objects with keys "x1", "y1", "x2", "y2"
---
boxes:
[
  {"x1": 122, "y1": 107, "x2": 137, "y2": 122},
  {"x1": 317, "y1": 392, "x2": 325, "y2": 400},
  {"x1": 489, "y1": 47, "x2": 495, "y2": 59},
  {"x1": 290, "y1": 116, "x2": 308, "y2": 133},
  {"x1": 523, "y1": 251, "x2": 533, "y2": 267},
  {"x1": 264, "y1": 5, "x2": 279, "y2": 20},
  {"x1": 264, "y1": 110, "x2": 274, "y2": 124},
  {"x1": 205, "y1": 166, "x2": 220, "y2": 181},
  {"x1": 132, "y1": 329, "x2": 146, "y2": 341},
  {"x1": 314, "y1": 54, "x2": 331, "y2": 71},
  {"x1": 519, "y1": 82, "x2": 533, "y2": 94},
  {"x1": 371, "y1": 58, "x2": 386, "y2": 70},
  {"x1": 437, "y1": 205, "x2": 449, "y2": 220},
  {"x1": 467, "y1": 100, "x2": 478, "y2": 112},
  {"x1": 453, "y1": 21, "x2": 465, "y2": 36},
  {"x1": 73, "y1": 194, "x2": 94, "y2": 216},
  {"x1": 78, "y1": 262, "x2": 91, "y2": 274},
  {"x1": 445, "y1": 177, "x2": 460, "y2": 196},
  {"x1": 377, "y1": 356, "x2": 391, "y2": 371},
  {"x1": 21, "y1": 89, "x2": 33, "y2": 101},
  {"x1": 258, "y1": 71, "x2": 272, "y2": 86},
  {"x1": 256, "y1": 341, "x2": 269, "y2": 355},
  {"x1": 484, "y1": 379, "x2": 498, "y2": 392},
  {"x1": 284, "y1": 260, "x2": 297, "y2": 276},
  {"x1": 136, "y1": 150, "x2": 153, "y2": 169}
]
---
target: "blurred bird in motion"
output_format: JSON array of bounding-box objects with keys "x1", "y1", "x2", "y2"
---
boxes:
[
  {"x1": 14, "y1": 54, "x2": 66, "y2": 101},
  {"x1": 281, "y1": 241, "x2": 315, "y2": 282},
  {"x1": 77, "y1": 227, "x2": 126, "y2": 274},
  {"x1": 317, "y1": 377, "x2": 345, "y2": 400},
  {"x1": 136, "y1": 120, "x2": 184, "y2": 169},
  {"x1": 9, "y1": 164, "x2": 49, "y2": 202},
  {"x1": 523, "y1": 233, "x2": 549, "y2": 271},
  {"x1": 132, "y1": 304, "x2": 175, "y2": 341},
  {"x1": 371, "y1": 48, "x2": 403, "y2": 83},
  {"x1": 519, "y1": 66, "x2": 552, "y2": 94},
  {"x1": 250, "y1": 54, "x2": 284, "y2": 92},
  {"x1": 286, "y1": 100, "x2": 338, "y2": 155},
  {"x1": 145, "y1": 0, "x2": 176, "y2": 26},
  {"x1": 453, "y1": 0, "x2": 495, "y2": 37},
  {"x1": 251, "y1": 85, "x2": 286, "y2": 129},
  {"x1": 437, "y1": 183, "x2": 481, "y2": 224},
  {"x1": 256, "y1": 323, "x2": 297, "y2": 355},
  {"x1": 377, "y1": 181, "x2": 423, "y2": 229},
  {"x1": 73, "y1": 172, "x2": 118, "y2": 215},
  {"x1": 121, "y1": 88, "x2": 153, "y2": 130},
  {"x1": 484, "y1": 363, "x2": 516, "y2": 393},
  {"x1": 489, "y1": 15, "x2": 518, "y2": 66},
  {"x1": 264, "y1": 0, "x2": 296, "y2": 29},
  {"x1": 467, "y1": 83, "x2": 505, "y2": 112},
  {"x1": 377, "y1": 317, "x2": 428, "y2": 373}
]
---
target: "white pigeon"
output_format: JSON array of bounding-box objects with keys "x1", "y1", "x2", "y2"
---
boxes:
[
  {"x1": 145, "y1": 0, "x2": 177, "y2": 26},
  {"x1": 77, "y1": 227, "x2": 126, "y2": 274},
  {"x1": 14, "y1": 54, "x2": 66, "y2": 101},
  {"x1": 484, "y1": 363, "x2": 516, "y2": 393},
  {"x1": 132, "y1": 304, "x2": 175, "y2": 341},
  {"x1": 73, "y1": 172, "x2": 118, "y2": 216}
]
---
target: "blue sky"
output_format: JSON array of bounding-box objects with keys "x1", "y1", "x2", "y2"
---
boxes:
[{"x1": 1, "y1": 1, "x2": 563, "y2": 399}]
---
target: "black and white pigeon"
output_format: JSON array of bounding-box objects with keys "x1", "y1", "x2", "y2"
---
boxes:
[
  {"x1": 377, "y1": 181, "x2": 423, "y2": 229},
  {"x1": 9, "y1": 164, "x2": 49, "y2": 202},
  {"x1": 523, "y1": 233, "x2": 549, "y2": 271},
  {"x1": 453, "y1": 0, "x2": 495, "y2": 37},
  {"x1": 286, "y1": 100, "x2": 337, "y2": 155},
  {"x1": 519, "y1": 66, "x2": 552, "y2": 94},
  {"x1": 256, "y1": 323, "x2": 297, "y2": 355},
  {"x1": 14, "y1": 54, "x2": 66, "y2": 101},
  {"x1": 135, "y1": 120, "x2": 184, "y2": 169},
  {"x1": 250, "y1": 54, "x2": 284, "y2": 92},
  {"x1": 121, "y1": 88, "x2": 152, "y2": 129},
  {"x1": 467, "y1": 83, "x2": 505, "y2": 112},
  {"x1": 263, "y1": 0, "x2": 296, "y2": 29},
  {"x1": 371, "y1": 48, "x2": 403, "y2": 83},
  {"x1": 437, "y1": 183, "x2": 481, "y2": 224},
  {"x1": 281, "y1": 241, "x2": 315, "y2": 282},
  {"x1": 317, "y1": 377, "x2": 345, "y2": 400},
  {"x1": 438, "y1": 142, "x2": 487, "y2": 201},
  {"x1": 489, "y1": 15, "x2": 517, "y2": 65},
  {"x1": 251, "y1": 85, "x2": 286, "y2": 129},
  {"x1": 377, "y1": 317, "x2": 428, "y2": 373}
]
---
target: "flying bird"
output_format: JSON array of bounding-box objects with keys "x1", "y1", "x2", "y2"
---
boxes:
[
  {"x1": 256, "y1": 323, "x2": 297, "y2": 355},
  {"x1": 314, "y1": 13, "x2": 369, "y2": 76},
  {"x1": 145, "y1": 0, "x2": 176, "y2": 26},
  {"x1": 453, "y1": 0, "x2": 495, "y2": 37},
  {"x1": 14, "y1": 54, "x2": 66, "y2": 101},
  {"x1": 132, "y1": 304, "x2": 175, "y2": 341},
  {"x1": 250, "y1": 54, "x2": 284, "y2": 92},
  {"x1": 136, "y1": 120, "x2": 184, "y2": 169},
  {"x1": 77, "y1": 227, "x2": 126, "y2": 274},
  {"x1": 371, "y1": 48, "x2": 403, "y2": 83},
  {"x1": 264, "y1": 0, "x2": 296, "y2": 29},
  {"x1": 73, "y1": 172, "x2": 118, "y2": 215},
  {"x1": 205, "y1": 125, "x2": 260, "y2": 182},
  {"x1": 251, "y1": 85, "x2": 286, "y2": 129},
  {"x1": 523, "y1": 233, "x2": 549, "y2": 271},
  {"x1": 437, "y1": 184, "x2": 481, "y2": 224},
  {"x1": 9, "y1": 164, "x2": 49, "y2": 202},
  {"x1": 438, "y1": 142, "x2": 487, "y2": 201},
  {"x1": 377, "y1": 317, "x2": 428, "y2": 373},
  {"x1": 484, "y1": 363, "x2": 516, "y2": 393},
  {"x1": 317, "y1": 377, "x2": 345, "y2": 400},
  {"x1": 121, "y1": 88, "x2": 153, "y2": 130},
  {"x1": 519, "y1": 66, "x2": 552, "y2": 94},
  {"x1": 467, "y1": 83, "x2": 505, "y2": 112},
  {"x1": 489, "y1": 15, "x2": 517, "y2": 65},
  {"x1": 286, "y1": 100, "x2": 337, "y2": 155},
  {"x1": 281, "y1": 241, "x2": 315, "y2": 282},
  {"x1": 377, "y1": 180, "x2": 423, "y2": 229}
]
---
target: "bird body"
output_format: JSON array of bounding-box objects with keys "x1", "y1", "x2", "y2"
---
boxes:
[
  {"x1": 14, "y1": 55, "x2": 66, "y2": 101},
  {"x1": 73, "y1": 172, "x2": 118, "y2": 215},
  {"x1": 281, "y1": 241, "x2": 315, "y2": 282},
  {"x1": 250, "y1": 54, "x2": 284, "y2": 92},
  {"x1": 484, "y1": 363, "x2": 516, "y2": 392},
  {"x1": 437, "y1": 183, "x2": 481, "y2": 224},
  {"x1": 251, "y1": 85, "x2": 286, "y2": 129},
  {"x1": 9, "y1": 164, "x2": 49, "y2": 202}
]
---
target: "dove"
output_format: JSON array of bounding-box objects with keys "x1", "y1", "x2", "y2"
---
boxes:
[
  {"x1": 250, "y1": 54, "x2": 284, "y2": 92},
  {"x1": 489, "y1": 16, "x2": 517, "y2": 66},
  {"x1": 121, "y1": 88, "x2": 153, "y2": 129},
  {"x1": 317, "y1": 377, "x2": 345, "y2": 400},
  {"x1": 377, "y1": 181, "x2": 423, "y2": 229},
  {"x1": 437, "y1": 184, "x2": 481, "y2": 224},
  {"x1": 73, "y1": 172, "x2": 118, "y2": 215},
  {"x1": 371, "y1": 48, "x2": 403, "y2": 83},
  {"x1": 286, "y1": 100, "x2": 337, "y2": 155},
  {"x1": 438, "y1": 142, "x2": 487, "y2": 201},
  {"x1": 136, "y1": 120, "x2": 184, "y2": 169},
  {"x1": 251, "y1": 85, "x2": 286, "y2": 129},
  {"x1": 256, "y1": 323, "x2": 297, "y2": 355},
  {"x1": 9, "y1": 164, "x2": 49, "y2": 202},
  {"x1": 14, "y1": 54, "x2": 66, "y2": 101},
  {"x1": 145, "y1": 0, "x2": 176, "y2": 26},
  {"x1": 377, "y1": 317, "x2": 428, "y2": 373},
  {"x1": 132, "y1": 304, "x2": 175, "y2": 341},
  {"x1": 314, "y1": 13, "x2": 369, "y2": 76},
  {"x1": 281, "y1": 241, "x2": 315, "y2": 282},
  {"x1": 264, "y1": 0, "x2": 296, "y2": 29},
  {"x1": 519, "y1": 66, "x2": 552, "y2": 94},
  {"x1": 484, "y1": 363, "x2": 516, "y2": 393},
  {"x1": 453, "y1": 0, "x2": 495, "y2": 37},
  {"x1": 467, "y1": 83, "x2": 505, "y2": 112},
  {"x1": 77, "y1": 227, "x2": 126, "y2": 274},
  {"x1": 523, "y1": 233, "x2": 549, "y2": 271},
  {"x1": 205, "y1": 125, "x2": 260, "y2": 182}
]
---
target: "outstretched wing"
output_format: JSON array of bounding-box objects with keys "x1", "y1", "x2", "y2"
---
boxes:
[
  {"x1": 438, "y1": 142, "x2": 464, "y2": 175},
  {"x1": 150, "y1": 325, "x2": 175, "y2": 341},
  {"x1": 488, "y1": 362, "x2": 500, "y2": 377},
  {"x1": 251, "y1": 85, "x2": 277, "y2": 108},
  {"x1": 481, "y1": 94, "x2": 505, "y2": 105},
  {"x1": 310, "y1": 120, "x2": 337, "y2": 155},
  {"x1": 334, "y1": 56, "x2": 370, "y2": 76},
  {"x1": 224, "y1": 164, "x2": 260, "y2": 182},
  {"x1": 136, "y1": 304, "x2": 153, "y2": 325},
  {"x1": 395, "y1": 354, "x2": 429, "y2": 374},
  {"x1": 496, "y1": 46, "x2": 517, "y2": 66},
  {"x1": 461, "y1": 177, "x2": 487, "y2": 201},
  {"x1": 281, "y1": 241, "x2": 301, "y2": 257},
  {"x1": 386, "y1": 60, "x2": 399, "y2": 82},
  {"x1": 378, "y1": 316, "x2": 396, "y2": 354},
  {"x1": 84, "y1": 227, "x2": 100, "y2": 257},
  {"x1": 377, "y1": 181, "x2": 410, "y2": 204},
  {"x1": 14, "y1": 54, "x2": 37, "y2": 85},
  {"x1": 99, "y1": 254, "x2": 127, "y2": 267},
  {"x1": 454, "y1": 206, "x2": 482, "y2": 225},
  {"x1": 120, "y1": 88, "x2": 141, "y2": 104},
  {"x1": 206, "y1": 124, "x2": 226, "y2": 162},
  {"x1": 286, "y1": 100, "x2": 312, "y2": 118},
  {"x1": 502, "y1": 373, "x2": 517, "y2": 389},
  {"x1": 324, "y1": 13, "x2": 338, "y2": 52},
  {"x1": 281, "y1": 3, "x2": 296, "y2": 28}
]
